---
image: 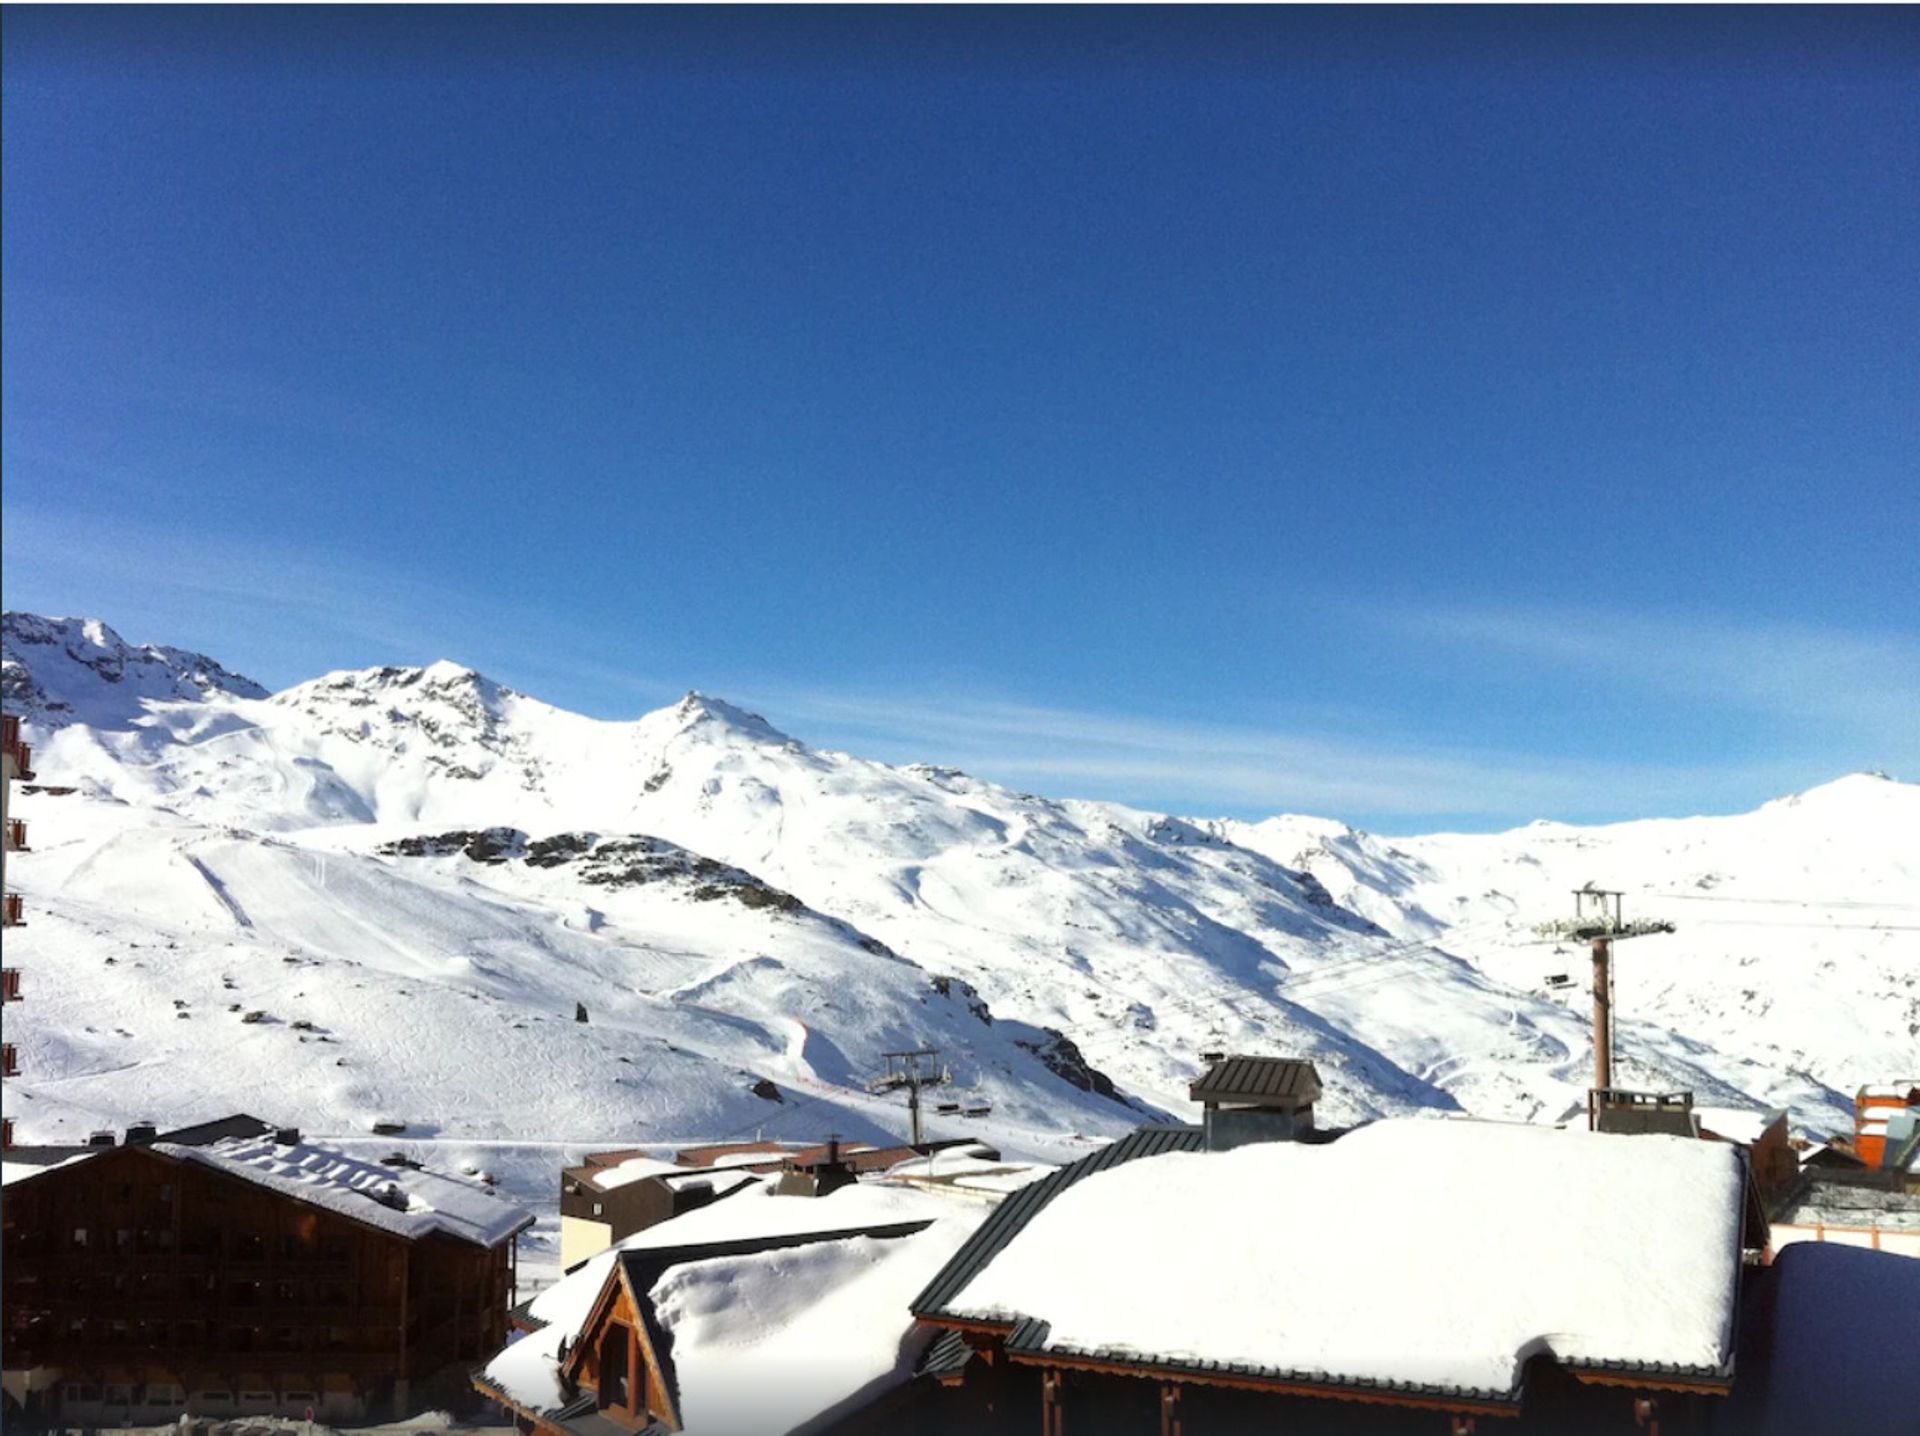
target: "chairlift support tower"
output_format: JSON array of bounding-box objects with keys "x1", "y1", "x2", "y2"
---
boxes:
[
  {"x1": 866, "y1": 1048, "x2": 953, "y2": 1147},
  {"x1": 1532, "y1": 886, "x2": 1674, "y2": 1093}
]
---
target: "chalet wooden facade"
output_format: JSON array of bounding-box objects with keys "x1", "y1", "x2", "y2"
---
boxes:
[{"x1": 2, "y1": 1123, "x2": 530, "y2": 1427}]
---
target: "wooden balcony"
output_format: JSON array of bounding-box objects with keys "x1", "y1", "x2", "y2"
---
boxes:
[
  {"x1": 2, "y1": 967, "x2": 19, "y2": 1003},
  {"x1": 4, "y1": 819, "x2": 25, "y2": 851},
  {"x1": 3, "y1": 1043, "x2": 18, "y2": 1078},
  {"x1": 3, "y1": 893, "x2": 23, "y2": 927}
]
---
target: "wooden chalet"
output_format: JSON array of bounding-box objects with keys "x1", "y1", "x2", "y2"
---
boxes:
[
  {"x1": 478, "y1": 1181, "x2": 958, "y2": 1436},
  {"x1": 2, "y1": 1117, "x2": 531, "y2": 1427}
]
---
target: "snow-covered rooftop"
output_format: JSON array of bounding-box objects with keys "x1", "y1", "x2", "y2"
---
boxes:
[
  {"x1": 1694, "y1": 1105, "x2": 1784, "y2": 1145},
  {"x1": 485, "y1": 1182, "x2": 985, "y2": 1430},
  {"x1": 0, "y1": 1151, "x2": 96, "y2": 1187},
  {"x1": 154, "y1": 1137, "x2": 532, "y2": 1248},
  {"x1": 944, "y1": 1119, "x2": 1747, "y2": 1399},
  {"x1": 586, "y1": 1155, "x2": 686, "y2": 1190}
]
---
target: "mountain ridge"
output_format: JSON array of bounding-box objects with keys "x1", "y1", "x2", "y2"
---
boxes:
[{"x1": 3, "y1": 611, "x2": 1912, "y2": 1182}]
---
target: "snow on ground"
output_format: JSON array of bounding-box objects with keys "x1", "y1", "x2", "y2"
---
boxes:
[
  {"x1": 4, "y1": 610, "x2": 1914, "y2": 1256},
  {"x1": 948, "y1": 1119, "x2": 1745, "y2": 1397}
]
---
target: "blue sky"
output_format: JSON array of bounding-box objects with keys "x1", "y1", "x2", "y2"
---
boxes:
[{"x1": 4, "y1": 7, "x2": 1915, "y2": 829}]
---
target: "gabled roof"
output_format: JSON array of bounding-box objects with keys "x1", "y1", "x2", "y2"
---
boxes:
[
  {"x1": 1188, "y1": 1055, "x2": 1321, "y2": 1107},
  {"x1": 480, "y1": 1189, "x2": 972, "y2": 1433},
  {"x1": 917, "y1": 1119, "x2": 1749, "y2": 1410}
]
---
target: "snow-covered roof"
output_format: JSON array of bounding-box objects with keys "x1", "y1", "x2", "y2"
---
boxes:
[
  {"x1": 937, "y1": 1120, "x2": 1746, "y2": 1401},
  {"x1": 1694, "y1": 1105, "x2": 1785, "y2": 1145},
  {"x1": 1, "y1": 1151, "x2": 97, "y2": 1187},
  {"x1": 586, "y1": 1155, "x2": 686, "y2": 1190},
  {"x1": 1719, "y1": 1241, "x2": 1920, "y2": 1433},
  {"x1": 154, "y1": 1137, "x2": 532, "y2": 1248},
  {"x1": 484, "y1": 1182, "x2": 986, "y2": 1431}
]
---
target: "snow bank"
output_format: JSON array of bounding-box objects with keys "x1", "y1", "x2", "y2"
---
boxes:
[{"x1": 949, "y1": 1119, "x2": 1744, "y2": 1397}]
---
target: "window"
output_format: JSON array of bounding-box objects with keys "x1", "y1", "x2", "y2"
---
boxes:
[
  {"x1": 104, "y1": 1385, "x2": 133, "y2": 1406},
  {"x1": 282, "y1": 1391, "x2": 316, "y2": 1408},
  {"x1": 114, "y1": 1228, "x2": 133, "y2": 1252},
  {"x1": 70, "y1": 1227, "x2": 88, "y2": 1249},
  {"x1": 196, "y1": 1391, "x2": 233, "y2": 1407},
  {"x1": 599, "y1": 1324, "x2": 632, "y2": 1412},
  {"x1": 592, "y1": 1201, "x2": 604, "y2": 1216}
]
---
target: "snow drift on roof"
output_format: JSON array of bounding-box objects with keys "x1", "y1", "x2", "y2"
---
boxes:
[
  {"x1": 946, "y1": 1119, "x2": 1745, "y2": 1398},
  {"x1": 654, "y1": 1221, "x2": 979, "y2": 1434},
  {"x1": 487, "y1": 1182, "x2": 984, "y2": 1421},
  {"x1": 588, "y1": 1155, "x2": 687, "y2": 1190},
  {"x1": 154, "y1": 1137, "x2": 530, "y2": 1248}
]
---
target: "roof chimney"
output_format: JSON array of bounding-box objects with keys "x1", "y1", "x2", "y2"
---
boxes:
[
  {"x1": 274, "y1": 1126, "x2": 301, "y2": 1147},
  {"x1": 124, "y1": 1122, "x2": 159, "y2": 1146},
  {"x1": 87, "y1": 1130, "x2": 117, "y2": 1148},
  {"x1": 1190, "y1": 1055, "x2": 1322, "y2": 1152}
]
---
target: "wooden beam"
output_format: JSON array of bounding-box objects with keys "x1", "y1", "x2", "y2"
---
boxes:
[
  {"x1": 1634, "y1": 1395, "x2": 1660, "y2": 1436},
  {"x1": 1042, "y1": 1367, "x2": 1065, "y2": 1436},
  {"x1": 1159, "y1": 1382, "x2": 1184, "y2": 1436}
]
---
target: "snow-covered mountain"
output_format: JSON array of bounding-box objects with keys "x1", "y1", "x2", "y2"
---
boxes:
[
  {"x1": 4, "y1": 613, "x2": 1913, "y2": 1217},
  {"x1": 1, "y1": 612, "x2": 267, "y2": 727}
]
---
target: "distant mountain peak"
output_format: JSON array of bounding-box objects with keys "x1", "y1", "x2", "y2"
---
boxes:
[
  {"x1": 671, "y1": 690, "x2": 789, "y2": 743},
  {"x1": 2, "y1": 610, "x2": 267, "y2": 728}
]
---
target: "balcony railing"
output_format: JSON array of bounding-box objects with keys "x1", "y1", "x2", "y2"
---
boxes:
[
  {"x1": 3, "y1": 894, "x2": 23, "y2": 927},
  {"x1": 5, "y1": 819, "x2": 25, "y2": 851},
  {"x1": 2, "y1": 968, "x2": 19, "y2": 1003},
  {"x1": 3, "y1": 1043, "x2": 18, "y2": 1078}
]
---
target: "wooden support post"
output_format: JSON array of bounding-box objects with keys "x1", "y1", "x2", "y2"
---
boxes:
[
  {"x1": 1592, "y1": 937, "x2": 1613, "y2": 1092},
  {"x1": 1159, "y1": 1382, "x2": 1184, "y2": 1436},
  {"x1": 1042, "y1": 1367, "x2": 1065, "y2": 1436},
  {"x1": 1634, "y1": 1395, "x2": 1660, "y2": 1436}
]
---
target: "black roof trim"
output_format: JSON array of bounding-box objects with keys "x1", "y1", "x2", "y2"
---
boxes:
[
  {"x1": 915, "y1": 1328, "x2": 976, "y2": 1381},
  {"x1": 911, "y1": 1124, "x2": 1205, "y2": 1317},
  {"x1": 156, "y1": 1113, "x2": 278, "y2": 1147}
]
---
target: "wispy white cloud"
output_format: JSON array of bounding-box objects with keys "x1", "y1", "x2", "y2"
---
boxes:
[
  {"x1": 738, "y1": 685, "x2": 1832, "y2": 826},
  {"x1": 1367, "y1": 601, "x2": 1920, "y2": 745},
  {"x1": 0, "y1": 502, "x2": 673, "y2": 704}
]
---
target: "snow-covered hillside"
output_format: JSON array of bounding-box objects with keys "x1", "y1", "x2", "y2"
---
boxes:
[{"x1": 5, "y1": 611, "x2": 1913, "y2": 1216}]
